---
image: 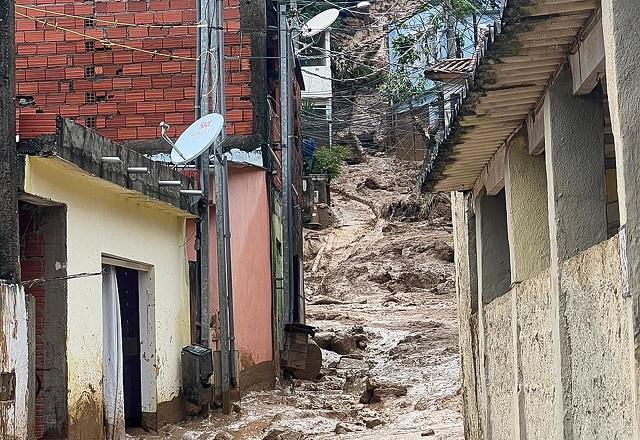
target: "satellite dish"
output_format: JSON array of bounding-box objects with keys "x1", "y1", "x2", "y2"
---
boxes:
[
  {"x1": 301, "y1": 8, "x2": 340, "y2": 38},
  {"x1": 170, "y1": 113, "x2": 224, "y2": 164}
]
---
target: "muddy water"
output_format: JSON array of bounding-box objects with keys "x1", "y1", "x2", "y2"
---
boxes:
[{"x1": 132, "y1": 157, "x2": 462, "y2": 439}]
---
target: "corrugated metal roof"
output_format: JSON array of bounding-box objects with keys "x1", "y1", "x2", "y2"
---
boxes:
[{"x1": 419, "y1": 0, "x2": 599, "y2": 193}]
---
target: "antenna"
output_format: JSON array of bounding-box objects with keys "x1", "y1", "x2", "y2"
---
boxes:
[
  {"x1": 160, "y1": 113, "x2": 225, "y2": 164},
  {"x1": 300, "y1": 8, "x2": 340, "y2": 38}
]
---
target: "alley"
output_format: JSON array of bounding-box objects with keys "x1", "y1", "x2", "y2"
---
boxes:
[{"x1": 134, "y1": 155, "x2": 462, "y2": 439}]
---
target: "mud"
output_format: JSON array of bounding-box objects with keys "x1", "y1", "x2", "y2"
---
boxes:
[{"x1": 131, "y1": 156, "x2": 461, "y2": 439}]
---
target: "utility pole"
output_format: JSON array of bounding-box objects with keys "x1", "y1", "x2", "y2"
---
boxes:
[
  {"x1": 444, "y1": 0, "x2": 456, "y2": 58},
  {"x1": 195, "y1": 0, "x2": 211, "y2": 351},
  {"x1": 0, "y1": 0, "x2": 20, "y2": 282},
  {"x1": 279, "y1": 1, "x2": 294, "y2": 324}
]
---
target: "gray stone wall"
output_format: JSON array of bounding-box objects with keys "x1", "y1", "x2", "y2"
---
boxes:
[
  {"x1": 484, "y1": 292, "x2": 516, "y2": 440},
  {"x1": 514, "y1": 270, "x2": 557, "y2": 439},
  {"x1": 562, "y1": 235, "x2": 635, "y2": 439},
  {"x1": 457, "y1": 235, "x2": 636, "y2": 439}
]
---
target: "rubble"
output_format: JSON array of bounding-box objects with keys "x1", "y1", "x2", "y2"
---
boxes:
[{"x1": 132, "y1": 154, "x2": 462, "y2": 439}]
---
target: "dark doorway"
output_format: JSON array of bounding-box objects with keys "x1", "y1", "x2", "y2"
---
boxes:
[
  {"x1": 115, "y1": 267, "x2": 142, "y2": 427},
  {"x1": 19, "y1": 200, "x2": 68, "y2": 439}
]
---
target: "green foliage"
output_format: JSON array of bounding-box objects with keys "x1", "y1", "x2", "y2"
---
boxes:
[
  {"x1": 380, "y1": 71, "x2": 427, "y2": 103},
  {"x1": 392, "y1": 34, "x2": 419, "y2": 66},
  {"x1": 311, "y1": 145, "x2": 350, "y2": 179}
]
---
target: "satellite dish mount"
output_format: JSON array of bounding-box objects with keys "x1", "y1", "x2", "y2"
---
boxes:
[{"x1": 160, "y1": 113, "x2": 225, "y2": 165}]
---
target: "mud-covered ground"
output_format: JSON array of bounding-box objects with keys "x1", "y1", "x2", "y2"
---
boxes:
[{"x1": 132, "y1": 155, "x2": 461, "y2": 439}]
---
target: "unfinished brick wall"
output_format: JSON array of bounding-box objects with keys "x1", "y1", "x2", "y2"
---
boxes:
[
  {"x1": 19, "y1": 208, "x2": 46, "y2": 439},
  {"x1": 15, "y1": 0, "x2": 255, "y2": 142}
]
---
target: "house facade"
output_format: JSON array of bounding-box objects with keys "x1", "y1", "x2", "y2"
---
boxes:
[
  {"x1": 17, "y1": 116, "x2": 197, "y2": 437},
  {"x1": 420, "y1": 0, "x2": 640, "y2": 438}
]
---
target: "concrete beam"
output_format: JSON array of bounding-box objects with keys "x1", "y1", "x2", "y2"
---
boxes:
[
  {"x1": 544, "y1": 67, "x2": 607, "y2": 439},
  {"x1": 18, "y1": 118, "x2": 198, "y2": 215},
  {"x1": 569, "y1": 18, "x2": 605, "y2": 95},
  {"x1": 602, "y1": 0, "x2": 640, "y2": 427},
  {"x1": 472, "y1": 143, "x2": 506, "y2": 197},
  {"x1": 504, "y1": 132, "x2": 550, "y2": 283},
  {"x1": 526, "y1": 104, "x2": 545, "y2": 155}
]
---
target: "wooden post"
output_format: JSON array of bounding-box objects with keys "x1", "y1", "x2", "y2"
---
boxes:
[{"x1": 0, "y1": 0, "x2": 20, "y2": 282}]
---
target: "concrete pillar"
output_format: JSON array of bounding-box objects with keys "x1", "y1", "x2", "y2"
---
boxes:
[
  {"x1": 602, "y1": 1, "x2": 640, "y2": 432},
  {"x1": 544, "y1": 67, "x2": 606, "y2": 440},
  {"x1": 475, "y1": 190, "x2": 511, "y2": 305},
  {"x1": 452, "y1": 191, "x2": 482, "y2": 440},
  {"x1": 504, "y1": 132, "x2": 550, "y2": 283}
]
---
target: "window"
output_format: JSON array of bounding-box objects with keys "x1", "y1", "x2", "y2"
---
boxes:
[
  {"x1": 85, "y1": 92, "x2": 96, "y2": 104},
  {"x1": 85, "y1": 116, "x2": 97, "y2": 128},
  {"x1": 85, "y1": 41, "x2": 95, "y2": 52},
  {"x1": 85, "y1": 66, "x2": 95, "y2": 78},
  {"x1": 84, "y1": 17, "x2": 96, "y2": 28}
]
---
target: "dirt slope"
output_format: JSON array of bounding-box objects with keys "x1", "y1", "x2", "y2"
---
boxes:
[{"x1": 133, "y1": 155, "x2": 462, "y2": 439}]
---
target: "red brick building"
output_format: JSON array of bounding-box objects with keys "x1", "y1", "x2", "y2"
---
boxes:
[{"x1": 14, "y1": 0, "x2": 264, "y2": 144}]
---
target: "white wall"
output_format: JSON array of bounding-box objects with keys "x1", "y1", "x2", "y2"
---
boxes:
[{"x1": 23, "y1": 156, "x2": 192, "y2": 437}]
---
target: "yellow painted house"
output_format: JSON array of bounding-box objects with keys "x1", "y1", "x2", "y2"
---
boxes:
[{"x1": 17, "y1": 116, "x2": 197, "y2": 437}]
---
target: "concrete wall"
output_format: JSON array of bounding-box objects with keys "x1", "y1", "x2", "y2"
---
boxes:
[
  {"x1": 483, "y1": 291, "x2": 516, "y2": 440},
  {"x1": 187, "y1": 166, "x2": 274, "y2": 388},
  {"x1": 0, "y1": 282, "x2": 29, "y2": 439},
  {"x1": 23, "y1": 156, "x2": 191, "y2": 438},
  {"x1": 561, "y1": 235, "x2": 635, "y2": 438},
  {"x1": 452, "y1": 191, "x2": 482, "y2": 439},
  {"x1": 513, "y1": 270, "x2": 557, "y2": 439},
  {"x1": 458, "y1": 234, "x2": 637, "y2": 440}
]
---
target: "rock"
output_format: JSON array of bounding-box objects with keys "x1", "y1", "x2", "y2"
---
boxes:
[
  {"x1": 363, "y1": 416, "x2": 385, "y2": 429},
  {"x1": 232, "y1": 403, "x2": 241, "y2": 413},
  {"x1": 397, "y1": 270, "x2": 444, "y2": 290},
  {"x1": 372, "y1": 385, "x2": 407, "y2": 400},
  {"x1": 364, "y1": 177, "x2": 383, "y2": 190},
  {"x1": 334, "y1": 423, "x2": 353, "y2": 434},
  {"x1": 313, "y1": 331, "x2": 335, "y2": 350},
  {"x1": 214, "y1": 432, "x2": 233, "y2": 440},
  {"x1": 311, "y1": 296, "x2": 346, "y2": 305},
  {"x1": 369, "y1": 270, "x2": 392, "y2": 284},
  {"x1": 421, "y1": 429, "x2": 435, "y2": 436},
  {"x1": 263, "y1": 429, "x2": 304, "y2": 440},
  {"x1": 360, "y1": 377, "x2": 408, "y2": 403},
  {"x1": 330, "y1": 331, "x2": 357, "y2": 355},
  {"x1": 433, "y1": 241, "x2": 454, "y2": 262},
  {"x1": 414, "y1": 397, "x2": 430, "y2": 411},
  {"x1": 337, "y1": 356, "x2": 367, "y2": 370}
]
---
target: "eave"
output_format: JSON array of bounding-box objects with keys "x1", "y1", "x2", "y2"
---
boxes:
[{"x1": 419, "y1": 0, "x2": 599, "y2": 193}]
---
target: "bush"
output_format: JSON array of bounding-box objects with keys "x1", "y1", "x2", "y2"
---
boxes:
[{"x1": 311, "y1": 145, "x2": 350, "y2": 179}]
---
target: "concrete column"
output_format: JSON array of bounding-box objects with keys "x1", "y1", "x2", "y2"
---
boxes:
[
  {"x1": 452, "y1": 191, "x2": 482, "y2": 440},
  {"x1": 544, "y1": 67, "x2": 606, "y2": 440},
  {"x1": 504, "y1": 132, "x2": 550, "y2": 283},
  {"x1": 602, "y1": 1, "x2": 640, "y2": 433},
  {"x1": 475, "y1": 190, "x2": 511, "y2": 305}
]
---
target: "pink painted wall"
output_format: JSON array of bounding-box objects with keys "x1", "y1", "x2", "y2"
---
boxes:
[{"x1": 187, "y1": 166, "x2": 273, "y2": 369}]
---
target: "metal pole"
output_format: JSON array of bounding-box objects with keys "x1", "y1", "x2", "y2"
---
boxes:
[
  {"x1": 0, "y1": 0, "x2": 20, "y2": 282},
  {"x1": 278, "y1": 2, "x2": 293, "y2": 324},
  {"x1": 221, "y1": 156, "x2": 237, "y2": 387}
]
